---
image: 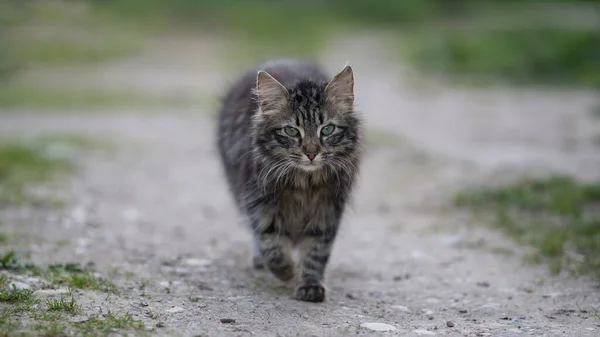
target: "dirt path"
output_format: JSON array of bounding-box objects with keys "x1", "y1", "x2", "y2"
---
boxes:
[{"x1": 1, "y1": 35, "x2": 600, "y2": 336}]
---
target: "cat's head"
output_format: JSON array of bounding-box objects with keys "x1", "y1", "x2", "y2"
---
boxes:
[{"x1": 252, "y1": 64, "x2": 361, "y2": 175}]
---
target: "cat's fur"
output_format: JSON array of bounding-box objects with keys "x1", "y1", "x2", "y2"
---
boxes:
[{"x1": 216, "y1": 59, "x2": 362, "y2": 302}]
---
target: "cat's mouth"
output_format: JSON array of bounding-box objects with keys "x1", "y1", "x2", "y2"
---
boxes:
[{"x1": 297, "y1": 160, "x2": 324, "y2": 172}]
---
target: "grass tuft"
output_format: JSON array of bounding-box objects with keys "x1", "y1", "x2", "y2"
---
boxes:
[
  {"x1": 46, "y1": 297, "x2": 81, "y2": 314},
  {"x1": 77, "y1": 311, "x2": 145, "y2": 335},
  {"x1": 0, "y1": 286, "x2": 34, "y2": 304}
]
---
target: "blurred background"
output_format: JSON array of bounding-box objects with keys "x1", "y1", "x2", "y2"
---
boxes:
[
  {"x1": 1, "y1": 2, "x2": 600, "y2": 334},
  {"x1": 1, "y1": 0, "x2": 599, "y2": 106},
  {"x1": 1, "y1": 0, "x2": 600, "y2": 283}
]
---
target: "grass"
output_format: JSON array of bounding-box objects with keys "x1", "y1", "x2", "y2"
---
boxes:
[
  {"x1": 0, "y1": 134, "x2": 114, "y2": 207},
  {"x1": 454, "y1": 175, "x2": 600, "y2": 278},
  {"x1": 77, "y1": 312, "x2": 145, "y2": 336},
  {"x1": 45, "y1": 297, "x2": 80, "y2": 314},
  {"x1": 0, "y1": 287, "x2": 34, "y2": 304},
  {"x1": 0, "y1": 83, "x2": 212, "y2": 109},
  {"x1": 0, "y1": 138, "x2": 74, "y2": 206},
  {"x1": 0, "y1": 252, "x2": 141, "y2": 336},
  {"x1": 404, "y1": 27, "x2": 600, "y2": 89},
  {"x1": 0, "y1": 0, "x2": 144, "y2": 72},
  {"x1": 1, "y1": 251, "x2": 119, "y2": 295}
]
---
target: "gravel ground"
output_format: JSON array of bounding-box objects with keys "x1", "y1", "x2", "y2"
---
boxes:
[{"x1": 1, "y1": 35, "x2": 600, "y2": 336}]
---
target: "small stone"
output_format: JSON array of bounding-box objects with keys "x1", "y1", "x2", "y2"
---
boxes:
[
  {"x1": 123, "y1": 207, "x2": 140, "y2": 222},
  {"x1": 392, "y1": 305, "x2": 409, "y2": 312},
  {"x1": 220, "y1": 318, "x2": 236, "y2": 324},
  {"x1": 166, "y1": 307, "x2": 185, "y2": 314},
  {"x1": 159, "y1": 281, "x2": 170, "y2": 288},
  {"x1": 156, "y1": 322, "x2": 165, "y2": 328},
  {"x1": 477, "y1": 303, "x2": 500, "y2": 313},
  {"x1": 71, "y1": 207, "x2": 87, "y2": 224},
  {"x1": 140, "y1": 301, "x2": 149, "y2": 307},
  {"x1": 360, "y1": 323, "x2": 397, "y2": 332},
  {"x1": 393, "y1": 273, "x2": 411, "y2": 281},
  {"x1": 345, "y1": 293, "x2": 355, "y2": 300},
  {"x1": 446, "y1": 321, "x2": 455, "y2": 327},
  {"x1": 8, "y1": 282, "x2": 31, "y2": 290},
  {"x1": 458, "y1": 309, "x2": 468, "y2": 314},
  {"x1": 413, "y1": 329, "x2": 436, "y2": 335},
  {"x1": 33, "y1": 289, "x2": 69, "y2": 297},
  {"x1": 182, "y1": 258, "x2": 212, "y2": 267},
  {"x1": 477, "y1": 281, "x2": 490, "y2": 288}
]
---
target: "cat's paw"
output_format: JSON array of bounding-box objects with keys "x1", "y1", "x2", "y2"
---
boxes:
[
  {"x1": 267, "y1": 263, "x2": 295, "y2": 281},
  {"x1": 294, "y1": 282, "x2": 326, "y2": 303}
]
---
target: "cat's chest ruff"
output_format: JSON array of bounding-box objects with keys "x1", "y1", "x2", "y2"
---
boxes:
[{"x1": 273, "y1": 187, "x2": 333, "y2": 236}]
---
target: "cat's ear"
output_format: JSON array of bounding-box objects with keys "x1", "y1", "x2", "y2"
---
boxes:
[
  {"x1": 255, "y1": 70, "x2": 289, "y2": 114},
  {"x1": 325, "y1": 64, "x2": 354, "y2": 110}
]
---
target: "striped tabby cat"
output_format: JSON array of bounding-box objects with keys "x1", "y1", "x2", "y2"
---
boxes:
[{"x1": 216, "y1": 59, "x2": 362, "y2": 302}]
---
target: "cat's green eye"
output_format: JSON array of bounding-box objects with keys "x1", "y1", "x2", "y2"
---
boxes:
[
  {"x1": 284, "y1": 126, "x2": 299, "y2": 137},
  {"x1": 320, "y1": 125, "x2": 335, "y2": 136}
]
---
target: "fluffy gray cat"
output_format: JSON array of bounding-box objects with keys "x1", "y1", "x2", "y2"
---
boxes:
[{"x1": 216, "y1": 59, "x2": 363, "y2": 302}]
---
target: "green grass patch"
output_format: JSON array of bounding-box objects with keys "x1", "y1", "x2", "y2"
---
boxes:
[
  {"x1": 455, "y1": 175, "x2": 600, "y2": 278},
  {"x1": 364, "y1": 128, "x2": 407, "y2": 149},
  {"x1": 1, "y1": 251, "x2": 119, "y2": 295},
  {"x1": 0, "y1": 134, "x2": 114, "y2": 207},
  {"x1": 0, "y1": 83, "x2": 211, "y2": 109},
  {"x1": 0, "y1": 138, "x2": 74, "y2": 207},
  {"x1": 0, "y1": 0, "x2": 144, "y2": 74},
  {"x1": 77, "y1": 312, "x2": 145, "y2": 336},
  {"x1": 404, "y1": 27, "x2": 600, "y2": 89},
  {"x1": 45, "y1": 297, "x2": 80, "y2": 314},
  {"x1": 0, "y1": 287, "x2": 34, "y2": 304}
]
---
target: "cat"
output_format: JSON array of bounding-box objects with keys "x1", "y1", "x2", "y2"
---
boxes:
[{"x1": 216, "y1": 59, "x2": 363, "y2": 302}]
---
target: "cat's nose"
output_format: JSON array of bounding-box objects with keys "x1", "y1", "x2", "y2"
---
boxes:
[
  {"x1": 305, "y1": 152, "x2": 317, "y2": 161},
  {"x1": 303, "y1": 144, "x2": 319, "y2": 161}
]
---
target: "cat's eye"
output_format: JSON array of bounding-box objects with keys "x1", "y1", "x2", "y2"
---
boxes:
[
  {"x1": 284, "y1": 126, "x2": 299, "y2": 137},
  {"x1": 320, "y1": 125, "x2": 335, "y2": 136}
]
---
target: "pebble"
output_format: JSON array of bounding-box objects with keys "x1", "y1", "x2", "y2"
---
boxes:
[
  {"x1": 182, "y1": 258, "x2": 212, "y2": 267},
  {"x1": 446, "y1": 321, "x2": 455, "y2": 327},
  {"x1": 391, "y1": 305, "x2": 410, "y2": 312},
  {"x1": 220, "y1": 318, "x2": 235, "y2": 324},
  {"x1": 123, "y1": 207, "x2": 140, "y2": 222},
  {"x1": 156, "y1": 322, "x2": 165, "y2": 328},
  {"x1": 477, "y1": 303, "x2": 500, "y2": 313},
  {"x1": 7, "y1": 282, "x2": 31, "y2": 290},
  {"x1": 360, "y1": 323, "x2": 397, "y2": 332},
  {"x1": 413, "y1": 329, "x2": 436, "y2": 335},
  {"x1": 165, "y1": 307, "x2": 185, "y2": 314},
  {"x1": 33, "y1": 288, "x2": 69, "y2": 297}
]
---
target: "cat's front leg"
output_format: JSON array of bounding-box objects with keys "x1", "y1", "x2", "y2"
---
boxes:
[
  {"x1": 253, "y1": 218, "x2": 295, "y2": 281},
  {"x1": 295, "y1": 225, "x2": 339, "y2": 303}
]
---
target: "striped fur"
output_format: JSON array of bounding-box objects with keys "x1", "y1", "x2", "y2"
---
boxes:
[{"x1": 216, "y1": 59, "x2": 363, "y2": 302}]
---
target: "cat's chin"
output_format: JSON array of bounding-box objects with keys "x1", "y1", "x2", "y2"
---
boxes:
[{"x1": 297, "y1": 163, "x2": 323, "y2": 173}]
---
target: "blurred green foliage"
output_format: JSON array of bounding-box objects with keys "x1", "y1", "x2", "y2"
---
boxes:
[
  {"x1": 0, "y1": 139, "x2": 73, "y2": 206},
  {"x1": 455, "y1": 176, "x2": 600, "y2": 278},
  {"x1": 1, "y1": 0, "x2": 599, "y2": 89},
  {"x1": 407, "y1": 28, "x2": 600, "y2": 88},
  {"x1": 89, "y1": 0, "x2": 600, "y2": 89}
]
